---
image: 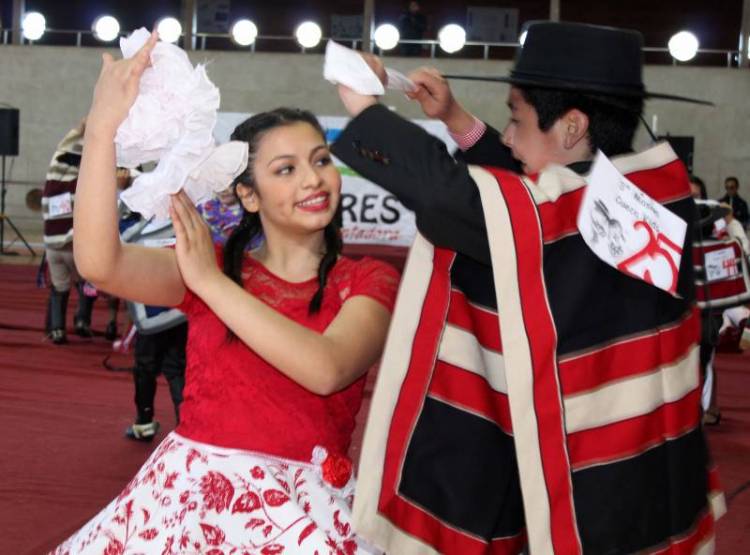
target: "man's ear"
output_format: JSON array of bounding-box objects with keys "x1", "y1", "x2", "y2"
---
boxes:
[
  {"x1": 562, "y1": 109, "x2": 590, "y2": 150},
  {"x1": 236, "y1": 183, "x2": 259, "y2": 213}
]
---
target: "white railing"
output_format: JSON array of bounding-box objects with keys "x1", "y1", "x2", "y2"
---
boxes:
[{"x1": 0, "y1": 28, "x2": 743, "y2": 68}]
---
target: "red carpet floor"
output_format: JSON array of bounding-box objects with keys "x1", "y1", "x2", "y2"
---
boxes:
[{"x1": 1, "y1": 263, "x2": 747, "y2": 554}]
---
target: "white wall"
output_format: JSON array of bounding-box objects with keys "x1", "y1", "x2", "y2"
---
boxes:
[{"x1": 1, "y1": 44, "x2": 748, "y2": 234}]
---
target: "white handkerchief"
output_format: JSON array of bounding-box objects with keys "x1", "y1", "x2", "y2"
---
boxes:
[
  {"x1": 577, "y1": 151, "x2": 687, "y2": 296},
  {"x1": 324, "y1": 40, "x2": 385, "y2": 95},
  {"x1": 385, "y1": 68, "x2": 418, "y2": 93},
  {"x1": 120, "y1": 141, "x2": 248, "y2": 220},
  {"x1": 323, "y1": 41, "x2": 417, "y2": 95},
  {"x1": 115, "y1": 28, "x2": 247, "y2": 220}
]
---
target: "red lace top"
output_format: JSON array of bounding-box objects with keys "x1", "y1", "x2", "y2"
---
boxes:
[{"x1": 175, "y1": 253, "x2": 400, "y2": 462}]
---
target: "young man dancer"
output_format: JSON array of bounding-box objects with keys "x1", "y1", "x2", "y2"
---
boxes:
[{"x1": 333, "y1": 21, "x2": 721, "y2": 555}]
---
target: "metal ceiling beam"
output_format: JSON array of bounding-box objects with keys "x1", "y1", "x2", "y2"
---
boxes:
[
  {"x1": 12, "y1": 0, "x2": 25, "y2": 45},
  {"x1": 363, "y1": 0, "x2": 375, "y2": 52},
  {"x1": 741, "y1": 0, "x2": 750, "y2": 67},
  {"x1": 181, "y1": 0, "x2": 197, "y2": 51},
  {"x1": 550, "y1": 0, "x2": 561, "y2": 22}
]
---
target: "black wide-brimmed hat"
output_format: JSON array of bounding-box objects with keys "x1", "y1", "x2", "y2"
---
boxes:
[{"x1": 444, "y1": 22, "x2": 712, "y2": 105}]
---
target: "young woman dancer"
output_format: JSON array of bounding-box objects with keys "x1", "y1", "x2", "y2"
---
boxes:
[{"x1": 53, "y1": 34, "x2": 398, "y2": 555}]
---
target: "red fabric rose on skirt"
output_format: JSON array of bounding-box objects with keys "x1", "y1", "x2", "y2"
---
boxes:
[
  {"x1": 312, "y1": 446, "x2": 352, "y2": 489},
  {"x1": 322, "y1": 452, "x2": 352, "y2": 489}
]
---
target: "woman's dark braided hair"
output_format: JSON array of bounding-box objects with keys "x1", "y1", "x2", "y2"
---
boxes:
[{"x1": 222, "y1": 108, "x2": 342, "y2": 315}]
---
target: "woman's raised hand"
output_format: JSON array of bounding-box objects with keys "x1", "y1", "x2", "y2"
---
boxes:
[
  {"x1": 87, "y1": 30, "x2": 159, "y2": 136},
  {"x1": 170, "y1": 191, "x2": 223, "y2": 295}
]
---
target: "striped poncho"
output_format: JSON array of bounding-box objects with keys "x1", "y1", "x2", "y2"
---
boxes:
[{"x1": 354, "y1": 143, "x2": 723, "y2": 555}]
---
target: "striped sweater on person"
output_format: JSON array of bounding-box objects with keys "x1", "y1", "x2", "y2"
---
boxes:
[{"x1": 42, "y1": 126, "x2": 84, "y2": 249}]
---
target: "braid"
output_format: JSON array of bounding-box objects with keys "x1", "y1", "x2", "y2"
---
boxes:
[
  {"x1": 222, "y1": 209, "x2": 261, "y2": 342},
  {"x1": 309, "y1": 205, "x2": 343, "y2": 314},
  {"x1": 222, "y1": 209, "x2": 261, "y2": 286}
]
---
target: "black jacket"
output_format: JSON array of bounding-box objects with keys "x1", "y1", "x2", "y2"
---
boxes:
[{"x1": 332, "y1": 104, "x2": 520, "y2": 265}]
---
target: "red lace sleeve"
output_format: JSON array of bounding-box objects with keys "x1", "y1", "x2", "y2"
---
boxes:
[
  {"x1": 345, "y1": 257, "x2": 401, "y2": 312},
  {"x1": 175, "y1": 243, "x2": 225, "y2": 315}
]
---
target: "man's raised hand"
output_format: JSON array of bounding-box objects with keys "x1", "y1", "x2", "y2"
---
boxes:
[{"x1": 406, "y1": 67, "x2": 475, "y2": 134}]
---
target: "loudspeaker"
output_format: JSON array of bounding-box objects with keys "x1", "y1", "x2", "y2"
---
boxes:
[
  {"x1": 0, "y1": 108, "x2": 19, "y2": 156},
  {"x1": 658, "y1": 135, "x2": 694, "y2": 173}
]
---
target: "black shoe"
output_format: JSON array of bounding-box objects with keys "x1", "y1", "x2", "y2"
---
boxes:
[
  {"x1": 50, "y1": 328, "x2": 67, "y2": 344},
  {"x1": 703, "y1": 410, "x2": 722, "y2": 426},
  {"x1": 74, "y1": 319, "x2": 94, "y2": 338},
  {"x1": 104, "y1": 321, "x2": 118, "y2": 341},
  {"x1": 125, "y1": 421, "x2": 160, "y2": 442},
  {"x1": 48, "y1": 288, "x2": 69, "y2": 335}
]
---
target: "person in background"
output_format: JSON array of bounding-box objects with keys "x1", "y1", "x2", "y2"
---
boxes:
[
  {"x1": 196, "y1": 185, "x2": 243, "y2": 246},
  {"x1": 120, "y1": 216, "x2": 188, "y2": 442},
  {"x1": 126, "y1": 319, "x2": 188, "y2": 441},
  {"x1": 691, "y1": 175, "x2": 726, "y2": 426},
  {"x1": 691, "y1": 174, "x2": 750, "y2": 425},
  {"x1": 398, "y1": 1, "x2": 427, "y2": 57},
  {"x1": 42, "y1": 119, "x2": 96, "y2": 344},
  {"x1": 692, "y1": 175, "x2": 750, "y2": 254},
  {"x1": 718, "y1": 176, "x2": 749, "y2": 229},
  {"x1": 124, "y1": 176, "x2": 246, "y2": 442}
]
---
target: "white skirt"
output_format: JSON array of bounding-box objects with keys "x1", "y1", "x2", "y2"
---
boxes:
[{"x1": 52, "y1": 432, "x2": 381, "y2": 555}]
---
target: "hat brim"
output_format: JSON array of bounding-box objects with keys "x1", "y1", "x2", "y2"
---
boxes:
[{"x1": 442, "y1": 74, "x2": 714, "y2": 106}]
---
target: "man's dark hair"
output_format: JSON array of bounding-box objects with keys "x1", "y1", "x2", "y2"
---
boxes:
[
  {"x1": 725, "y1": 176, "x2": 739, "y2": 187},
  {"x1": 519, "y1": 87, "x2": 643, "y2": 157},
  {"x1": 689, "y1": 174, "x2": 707, "y2": 200}
]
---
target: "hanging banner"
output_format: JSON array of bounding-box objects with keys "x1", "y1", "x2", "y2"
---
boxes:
[{"x1": 215, "y1": 112, "x2": 457, "y2": 247}]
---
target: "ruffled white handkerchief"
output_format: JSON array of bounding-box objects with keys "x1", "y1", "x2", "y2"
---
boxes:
[
  {"x1": 119, "y1": 141, "x2": 248, "y2": 221},
  {"x1": 116, "y1": 28, "x2": 247, "y2": 220},
  {"x1": 323, "y1": 40, "x2": 416, "y2": 95}
]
